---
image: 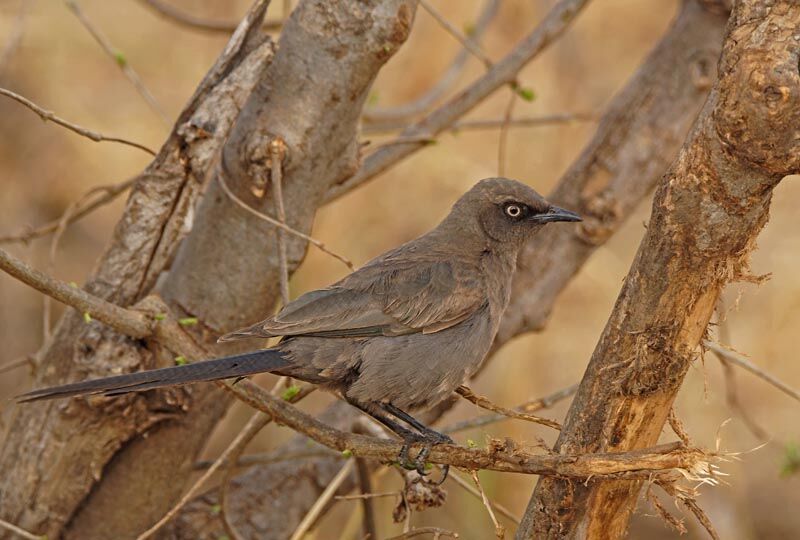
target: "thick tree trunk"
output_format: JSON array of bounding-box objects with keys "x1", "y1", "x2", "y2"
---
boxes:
[
  {"x1": 167, "y1": 2, "x2": 730, "y2": 537},
  {"x1": 518, "y1": 1, "x2": 800, "y2": 538},
  {"x1": 0, "y1": 1, "x2": 416, "y2": 539}
]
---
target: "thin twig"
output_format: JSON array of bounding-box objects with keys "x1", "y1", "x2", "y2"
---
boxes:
[
  {"x1": 668, "y1": 407, "x2": 691, "y2": 446},
  {"x1": 470, "y1": 470, "x2": 504, "y2": 539},
  {"x1": 497, "y1": 91, "x2": 517, "y2": 176},
  {"x1": 135, "y1": 413, "x2": 270, "y2": 540},
  {"x1": 0, "y1": 0, "x2": 33, "y2": 75},
  {"x1": 362, "y1": 0, "x2": 500, "y2": 123},
  {"x1": 712, "y1": 299, "x2": 768, "y2": 439},
  {"x1": 0, "y1": 88, "x2": 155, "y2": 155},
  {"x1": 0, "y1": 517, "x2": 42, "y2": 540},
  {"x1": 269, "y1": 139, "x2": 291, "y2": 306},
  {"x1": 327, "y1": 0, "x2": 590, "y2": 202},
  {"x1": 355, "y1": 458, "x2": 378, "y2": 540},
  {"x1": 418, "y1": 0, "x2": 493, "y2": 69},
  {"x1": 443, "y1": 383, "x2": 578, "y2": 434},
  {"x1": 135, "y1": 381, "x2": 315, "y2": 540},
  {"x1": 448, "y1": 470, "x2": 519, "y2": 525},
  {"x1": 0, "y1": 178, "x2": 136, "y2": 245},
  {"x1": 385, "y1": 527, "x2": 459, "y2": 539},
  {"x1": 136, "y1": 0, "x2": 282, "y2": 34},
  {"x1": 455, "y1": 386, "x2": 561, "y2": 430},
  {"x1": 192, "y1": 448, "x2": 339, "y2": 470},
  {"x1": 0, "y1": 247, "x2": 151, "y2": 338},
  {"x1": 2, "y1": 250, "x2": 720, "y2": 480},
  {"x1": 703, "y1": 340, "x2": 800, "y2": 404},
  {"x1": 217, "y1": 167, "x2": 355, "y2": 270},
  {"x1": 0, "y1": 354, "x2": 34, "y2": 375},
  {"x1": 335, "y1": 491, "x2": 399, "y2": 501},
  {"x1": 64, "y1": 0, "x2": 170, "y2": 125},
  {"x1": 219, "y1": 377, "x2": 304, "y2": 540},
  {"x1": 289, "y1": 459, "x2": 355, "y2": 540},
  {"x1": 362, "y1": 112, "x2": 597, "y2": 135}
]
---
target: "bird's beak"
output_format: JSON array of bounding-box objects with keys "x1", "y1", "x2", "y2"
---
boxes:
[{"x1": 532, "y1": 205, "x2": 582, "y2": 223}]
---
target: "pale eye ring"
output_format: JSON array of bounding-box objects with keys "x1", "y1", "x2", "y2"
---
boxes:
[{"x1": 505, "y1": 204, "x2": 522, "y2": 218}]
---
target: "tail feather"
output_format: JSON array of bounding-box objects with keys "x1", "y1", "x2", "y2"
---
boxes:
[{"x1": 17, "y1": 349, "x2": 288, "y2": 403}]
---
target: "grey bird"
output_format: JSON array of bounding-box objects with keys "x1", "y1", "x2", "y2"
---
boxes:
[{"x1": 19, "y1": 177, "x2": 581, "y2": 476}]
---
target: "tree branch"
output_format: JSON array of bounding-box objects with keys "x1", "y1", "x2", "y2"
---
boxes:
[
  {"x1": 520, "y1": 1, "x2": 800, "y2": 537},
  {"x1": 0, "y1": 88, "x2": 155, "y2": 155},
  {"x1": 326, "y1": 0, "x2": 591, "y2": 202},
  {"x1": 136, "y1": 0, "x2": 283, "y2": 34}
]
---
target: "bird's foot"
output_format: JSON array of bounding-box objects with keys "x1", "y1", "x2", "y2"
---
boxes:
[{"x1": 397, "y1": 432, "x2": 454, "y2": 483}]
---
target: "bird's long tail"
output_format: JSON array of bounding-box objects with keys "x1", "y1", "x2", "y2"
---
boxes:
[{"x1": 17, "y1": 348, "x2": 288, "y2": 403}]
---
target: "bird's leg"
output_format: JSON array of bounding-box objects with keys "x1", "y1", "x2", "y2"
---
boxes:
[
  {"x1": 345, "y1": 398, "x2": 427, "y2": 473},
  {"x1": 381, "y1": 403, "x2": 453, "y2": 483}
]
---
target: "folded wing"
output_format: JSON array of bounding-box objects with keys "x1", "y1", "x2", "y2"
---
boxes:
[{"x1": 219, "y1": 256, "x2": 485, "y2": 341}]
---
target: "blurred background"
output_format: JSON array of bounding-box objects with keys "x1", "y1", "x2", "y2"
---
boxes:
[{"x1": 1, "y1": 1, "x2": 798, "y2": 538}]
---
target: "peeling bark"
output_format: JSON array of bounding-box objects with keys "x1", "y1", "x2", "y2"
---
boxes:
[{"x1": 519, "y1": 1, "x2": 800, "y2": 538}]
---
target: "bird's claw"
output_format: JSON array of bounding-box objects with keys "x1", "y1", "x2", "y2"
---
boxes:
[{"x1": 397, "y1": 432, "x2": 454, "y2": 481}]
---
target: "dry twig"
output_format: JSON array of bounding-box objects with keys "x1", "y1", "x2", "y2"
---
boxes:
[
  {"x1": 0, "y1": 88, "x2": 155, "y2": 155},
  {"x1": 418, "y1": 0, "x2": 492, "y2": 69},
  {"x1": 385, "y1": 527, "x2": 459, "y2": 539},
  {"x1": 362, "y1": 0, "x2": 500, "y2": 123},
  {"x1": 708, "y1": 304, "x2": 770, "y2": 440},
  {"x1": 470, "y1": 470, "x2": 504, "y2": 539},
  {"x1": 703, "y1": 340, "x2": 800, "y2": 404},
  {"x1": 362, "y1": 112, "x2": 596, "y2": 135},
  {"x1": 217, "y1": 168, "x2": 354, "y2": 270},
  {"x1": 64, "y1": 0, "x2": 170, "y2": 125},
  {"x1": 497, "y1": 91, "x2": 517, "y2": 176},
  {"x1": 327, "y1": 0, "x2": 590, "y2": 202},
  {"x1": 136, "y1": 0, "x2": 282, "y2": 34},
  {"x1": 455, "y1": 386, "x2": 561, "y2": 430},
  {"x1": 448, "y1": 470, "x2": 519, "y2": 525},
  {"x1": 444, "y1": 383, "x2": 578, "y2": 434},
  {"x1": 270, "y1": 139, "x2": 291, "y2": 306},
  {"x1": 0, "y1": 178, "x2": 136, "y2": 245},
  {"x1": 0, "y1": 517, "x2": 41, "y2": 540},
  {"x1": 289, "y1": 459, "x2": 355, "y2": 540}
]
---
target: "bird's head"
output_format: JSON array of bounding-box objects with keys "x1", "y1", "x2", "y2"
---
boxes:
[{"x1": 446, "y1": 177, "x2": 581, "y2": 248}]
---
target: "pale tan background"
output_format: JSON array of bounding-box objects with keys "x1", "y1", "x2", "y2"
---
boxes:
[{"x1": 1, "y1": 1, "x2": 798, "y2": 538}]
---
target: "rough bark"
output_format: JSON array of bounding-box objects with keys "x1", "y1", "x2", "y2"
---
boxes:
[
  {"x1": 168, "y1": 1, "x2": 730, "y2": 537},
  {"x1": 519, "y1": 1, "x2": 800, "y2": 538},
  {"x1": 0, "y1": 3, "x2": 275, "y2": 537},
  {"x1": 0, "y1": 1, "x2": 417, "y2": 539}
]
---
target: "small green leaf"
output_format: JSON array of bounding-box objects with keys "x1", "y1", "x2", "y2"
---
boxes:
[
  {"x1": 210, "y1": 504, "x2": 222, "y2": 515},
  {"x1": 154, "y1": 313, "x2": 166, "y2": 321},
  {"x1": 218, "y1": 536, "x2": 230, "y2": 540},
  {"x1": 341, "y1": 449, "x2": 353, "y2": 458},
  {"x1": 83, "y1": 312, "x2": 92, "y2": 323},
  {"x1": 463, "y1": 22, "x2": 476, "y2": 37},
  {"x1": 367, "y1": 91, "x2": 380, "y2": 106},
  {"x1": 113, "y1": 50, "x2": 127, "y2": 67},
  {"x1": 467, "y1": 439, "x2": 477, "y2": 449},
  {"x1": 424, "y1": 462, "x2": 433, "y2": 471},
  {"x1": 516, "y1": 86, "x2": 536, "y2": 102},
  {"x1": 69, "y1": 281, "x2": 78, "y2": 288},
  {"x1": 178, "y1": 317, "x2": 198, "y2": 326},
  {"x1": 780, "y1": 442, "x2": 800, "y2": 478},
  {"x1": 281, "y1": 385, "x2": 301, "y2": 401},
  {"x1": 174, "y1": 356, "x2": 188, "y2": 366}
]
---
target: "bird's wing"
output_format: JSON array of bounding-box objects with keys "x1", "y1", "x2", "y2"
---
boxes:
[{"x1": 219, "y1": 256, "x2": 486, "y2": 340}]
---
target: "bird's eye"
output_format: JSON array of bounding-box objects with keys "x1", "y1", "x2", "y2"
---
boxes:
[{"x1": 504, "y1": 203, "x2": 523, "y2": 219}]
